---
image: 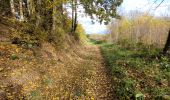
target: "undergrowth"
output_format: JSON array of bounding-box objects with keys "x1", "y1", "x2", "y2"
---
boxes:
[
  {"x1": 100, "y1": 41, "x2": 170, "y2": 100},
  {"x1": 2, "y1": 17, "x2": 88, "y2": 50}
]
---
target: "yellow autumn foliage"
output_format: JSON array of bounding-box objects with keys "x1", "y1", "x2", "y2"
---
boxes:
[
  {"x1": 75, "y1": 24, "x2": 88, "y2": 43},
  {"x1": 108, "y1": 15, "x2": 170, "y2": 46}
]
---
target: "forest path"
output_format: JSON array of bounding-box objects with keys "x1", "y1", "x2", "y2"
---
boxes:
[{"x1": 74, "y1": 45, "x2": 115, "y2": 99}]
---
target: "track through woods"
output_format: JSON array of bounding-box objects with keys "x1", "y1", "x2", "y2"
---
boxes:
[{"x1": 74, "y1": 45, "x2": 115, "y2": 99}]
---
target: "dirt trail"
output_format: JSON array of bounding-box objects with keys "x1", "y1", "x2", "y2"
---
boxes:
[{"x1": 76, "y1": 45, "x2": 115, "y2": 100}]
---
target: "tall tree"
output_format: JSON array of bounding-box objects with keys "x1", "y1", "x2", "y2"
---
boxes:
[
  {"x1": 71, "y1": 0, "x2": 75, "y2": 32},
  {"x1": 36, "y1": 0, "x2": 42, "y2": 27},
  {"x1": 52, "y1": 0, "x2": 65, "y2": 31},
  {"x1": 71, "y1": 0, "x2": 78, "y2": 32},
  {"x1": 80, "y1": 0, "x2": 123, "y2": 24},
  {"x1": 73, "y1": 0, "x2": 78, "y2": 32},
  {"x1": 27, "y1": 0, "x2": 31, "y2": 15},
  {"x1": 19, "y1": 0, "x2": 24, "y2": 21},
  {"x1": 52, "y1": 0, "x2": 58, "y2": 32},
  {"x1": 71, "y1": 0, "x2": 123, "y2": 32},
  {"x1": 27, "y1": 0, "x2": 34, "y2": 16},
  {"x1": 10, "y1": 0, "x2": 15, "y2": 17}
]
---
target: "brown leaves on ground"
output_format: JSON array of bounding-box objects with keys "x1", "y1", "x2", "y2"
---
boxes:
[{"x1": 0, "y1": 43, "x2": 114, "y2": 99}]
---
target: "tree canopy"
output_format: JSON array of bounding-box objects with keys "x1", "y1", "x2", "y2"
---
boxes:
[{"x1": 80, "y1": 0, "x2": 123, "y2": 24}]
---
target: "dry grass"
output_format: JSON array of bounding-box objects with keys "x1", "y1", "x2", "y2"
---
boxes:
[{"x1": 107, "y1": 16, "x2": 170, "y2": 47}]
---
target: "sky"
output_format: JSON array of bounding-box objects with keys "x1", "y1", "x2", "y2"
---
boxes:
[{"x1": 77, "y1": 0, "x2": 170, "y2": 34}]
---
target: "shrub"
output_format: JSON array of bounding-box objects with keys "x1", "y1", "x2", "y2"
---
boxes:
[
  {"x1": 153, "y1": 88, "x2": 170, "y2": 99},
  {"x1": 112, "y1": 66, "x2": 126, "y2": 79},
  {"x1": 160, "y1": 56, "x2": 170, "y2": 71},
  {"x1": 135, "y1": 93, "x2": 144, "y2": 100},
  {"x1": 116, "y1": 78, "x2": 136, "y2": 99},
  {"x1": 11, "y1": 54, "x2": 19, "y2": 60},
  {"x1": 75, "y1": 24, "x2": 88, "y2": 43},
  {"x1": 49, "y1": 27, "x2": 65, "y2": 46}
]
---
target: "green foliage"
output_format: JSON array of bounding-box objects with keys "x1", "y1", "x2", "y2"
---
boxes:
[
  {"x1": 80, "y1": 0, "x2": 123, "y2": 24},
  {"x1": 90, "y1": 39, "x2": 105, "y2": 45},
  {"x1": 112, "y1": 66, "x2": 126, "y2": 79},
  {"x1": 165, "y1": 72, "x2": 170, "y2": 82},
  {"x1": 154, "y1": 74, "x2": 164, "y2": 85},
  {"x1": 11, "y1": 54, "x2": 19, "y2": 60},
  {"x1": 153, "y1": 87, "x2": 170, "y2": 99},
  {"x1": 135, "y1": 93, "x2": 144, "y2": 100},
  {"x1": 116, "y1": 78, "x2": 136, "y2": 99},
  {"x1": 100, "y1": 41, "x2": 170, "y2": 99},
  {"x1": 165, "y1": 71, "x2": 170, "y2": 78},
  {"x1": 29, "y1": 90, "x2": 41, "y2": 100},
  {"x1": 160, "y1": 56, "x2": 170, "y2": 71}
]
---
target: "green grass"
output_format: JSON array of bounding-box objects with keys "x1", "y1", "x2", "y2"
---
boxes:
[
  {"x1": 88, "y1": 39, "x2": 106, "y2": 45},
  {"x1": 100, "y1": 42, "x2": 170, "y2": 99}
]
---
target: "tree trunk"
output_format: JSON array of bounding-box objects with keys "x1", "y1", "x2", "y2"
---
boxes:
[
  {"x1": 71, "y1": 0, "x2": 75, "y2": 32},
  {"x1": 27, "y1": 0, "x2": 31, "y2": 16},
  {"x1": 19, "y1": 0, "x2": 24, "y2": 21},
  {"x1": 27, "y1": 0, "x2": 35, "y2": 17},
  {"x1": 163, "y1": 30, "x2": 170, "y2": 54},
  {"x1": 36, "y1": 0, "x2": 41, "y2": 27},
  {"x1": 52, "y1": 1, "x2": 57, "y2": 32},
  {"x1": 10, "y1": 0, "x2": 15, "y2": 17},
  {"x1": 73, "y1": 0, "x2": 78, "y2": 32}
]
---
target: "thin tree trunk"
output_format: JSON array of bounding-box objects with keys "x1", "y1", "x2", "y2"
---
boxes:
[
  {"x1": 60, "y1": 3, "x2": 65, "y2": 28},
  {"x1": 36, "y1": 0, "x2": 41, "y2": 27},
  {"x1": 27, "y1": 0, "x2": 31, "y2": 16},
  {"x1": 29, "y1": 0, "x2": 36, "y2": 20},
  {"x1": 10, "y1": 0, "x2": 15, "y2": 17},
  {"x1": 19, "y1": 0, "x2": 24, "y2": 21},
  {"x1": 163, "y1": 30, "x2": 170, "y2": 54},
  {"x1": 116, "y1": 21, "x2": 119, "y2": 43},
  {"x1": 136, "y1": 21, "x2": 140, "y2": 43},
  {"x1": 52, "y1": 1, "x2": 57, "y2": 32},
  {"x1": 73, "y1": 0, "x2": 78, "y2": 32},
  {"x1": 71, "y1": 0, "x2": 75, "y2": 32}
]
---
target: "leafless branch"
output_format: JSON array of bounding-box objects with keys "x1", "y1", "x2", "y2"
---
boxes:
[{"x1": 154, "y1": 0, "x2": 165, "y2": 10}]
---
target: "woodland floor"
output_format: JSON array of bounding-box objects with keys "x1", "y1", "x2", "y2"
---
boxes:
[
  {"x1": 0, "y1": 42, "x2": 116, "y2": 99},
  {"x1": 77, "y1": 45, "x2": 115, "y2": 100}
]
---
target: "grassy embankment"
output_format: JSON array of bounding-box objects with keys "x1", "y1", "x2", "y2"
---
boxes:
[{"x1": 90, "y1": 39, "x2": 170, "y2": 100}]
